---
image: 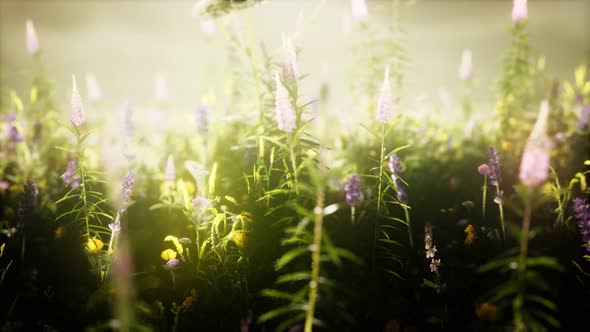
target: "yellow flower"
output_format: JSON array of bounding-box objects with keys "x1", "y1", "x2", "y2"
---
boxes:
[
  {"x1": 475, "y1": 302, "x2": 498, "y2": 321},
  {"x1": 87, "y1": 238, "x2": 104, "y2": 253},
  {"x1": 464, "y1": 224, "x2": 476, "y2": 246},
  {"x1": 55, "y1": 226, "x2": 65, "y2": 239},
  {"x1": 161, "y1": 249, "x2": 177, "y2": 261},
  {"x1": 501, "y1": 141, "x2": 512, "y2": 152},
  {"x1": 184, "y1": 182, "x2": 196, "y2": 195},
  {"x1": 232, "y1": 231, "x2": 247, "y2": 249},
  {"x1": 164, "y1": 235, "x2": 183, "y2": 255}
]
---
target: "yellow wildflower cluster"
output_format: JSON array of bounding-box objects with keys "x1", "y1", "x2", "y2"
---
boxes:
[{"x1": 464, "y1": 224, "x2": 476, "y2": 246}]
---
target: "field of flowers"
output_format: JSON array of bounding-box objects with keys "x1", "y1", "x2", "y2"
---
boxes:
[{"x1": 1, "y1": 0, "x2": 589, "y2": 331}]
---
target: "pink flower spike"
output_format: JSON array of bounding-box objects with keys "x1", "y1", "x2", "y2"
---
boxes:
[
  {"x1": 26, "y1": 19, "x2": 39, "y2": 55},
  {"x1": 71, "y1": 75, "x2": 85, "y2": 127},
  {"x1": 282, "y1": 34, "x2": 299, "y2": 82},
  {"x1": 512, "y1": 0, "x2": 528, "y2": 24},
  {"x1": 274, "y1": 72, "x2": 296, "y2": 133},
  {"x1": 519, "y1": 101, "x2": 551, "y2": 187},
  {"x1": 376, "y1": 65, "x2": 394, "y2": 123},
  {"x1": 165, "y1": 155, "x2": 176, "y2": 181},
  {"x1": 458, "y1": 49, "x2": 474, "y2": 81},
  {"x1": 351, "y1": 0, "x2": 369, "y2": 23}
]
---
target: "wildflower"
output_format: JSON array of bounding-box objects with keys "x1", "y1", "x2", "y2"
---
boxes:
[
  {"x1": 577, "y1": 104, "x2": 590, "y2": 131},
  {"x1": 458, "y1": 49, "x2": 474, "y2": 81},
  {"x1": 4, "y1": 114, "x2": 23, "y2": 146},
  {"x1": 109, "y1": 222, "x2": 121, "y2": 233},
  {"x1": 519, "y1": 101, "x2": 552, "y2": 187},
  {"x1": 389, "y1": 154, "x2": 409, "y2": 204},
  {"x1": 282, "y1": 35, "x2": 299, "y2": 83},
  {"x1": 573, "y1": 198, "x2": 590, "y2": 252},
  {"x1": 512, "y1": 0, "x2": 528, "y2": 24},
  {"x1": 86, "y1": 73, "x2": 102, "y2": 102},
  {"x1": 62, "y1": 158, "x2": 81, "y2": 188},
  {"x1": 191, "y1": 196, "x2": 210, "y2": 210},
  {"x1": 161, "y1": 249, "x2": 177, "y2": 261},
  {"x1": 87, "y1": 238, "x2": 104, "y2": 253},
  {"x1": 233, "y1": 231, "x2": 246, "y2": 249},
  {"x1": 344, "y1": 173, "x2": 363, "y2": 206},
  {"x1": 376, "y1": 65, "x2": 394, "y2": 123},
  {"x1": 425, "y1": 225, "x2": 441, "y2": 272},
  {"x1": 274, "y1": 72, "x2": 296, "y2": 133},
  {"x1": 25, "y1": 19, "x2": 39, "y2": 55},
  {"x1": 155, "y1": 73, "x2": 168, "y2": 103},
  {"x1": 194, "y1": 104, "x2": 209, "y2": 137},
  {"x1": 486, "y1": 147, "x2": 502, "y2": 186},
  {"x1": 122, "y1": 101, "x2": 134, "y2": 139},
  {"x1": 120, "y1": 170, "x2": 135, "y2": 208},
  {"x1": 165, "y1": 155, "x2": 176, "y2": 181},
  {"x1": 71, "y1": 75, "x2": 85, "y2": 127},
  {"x1": 464, "y1": 224, "x2": 476, "y2": 245},
  {"x1": 351, "y1": 0, "x2": 369, "y2": 22},
  {"x1": 429, "y1": 259, "x2": 441, "y2": 272},
  {"x1": 165, "y1": 259, "x2": 180, "y2": 269}
]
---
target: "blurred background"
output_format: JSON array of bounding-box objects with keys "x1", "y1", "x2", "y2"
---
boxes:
[{"x1": 1, "y1": 0, "x2": 589, "y2": 116}]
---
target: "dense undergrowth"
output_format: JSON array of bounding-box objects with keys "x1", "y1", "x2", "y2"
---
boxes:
[{"x1": 1, "y1": 0, "x2": 590, "y2": 331}]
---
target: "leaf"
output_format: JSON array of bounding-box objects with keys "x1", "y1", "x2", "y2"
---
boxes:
[
  {"x1": 260, "y1": 289, "x2": 295, "y2": 301},
  {"x1": 257, "y1": 304, "x2": 302, "y2": 323},
  {"x1": 208, "y1": 162, "x2": 218, "y2": 196},
  {"x1": 525, "y1": 295, "x2": 557, "y2": 311},
  {"x1": 277, "y1": 271, "x2": 311, "y2": 284},
  {"x1": 275, "y1": 247, "x2": 308, "y2": 271}
]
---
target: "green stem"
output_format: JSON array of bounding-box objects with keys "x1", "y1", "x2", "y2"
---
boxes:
[
  {"x1": 515, "y1": 200, "x2": 532, "y2": 331},
  {"x1": 351, "y1": 206, "x2": 356, "y2": 225},
  {"x1": 289, "y1": 135, "x2": 299, "y2": 195},
  {"x1": 404, "y1": 206, "x2": 413, "y2": 248},
  {"x1": 495, "y1": 184, "x2": 506, "y2": 240},
  {"x1": 482, "y1": 175, "x2": 487, "y2": 220},
  {"x1": 304, "y1": 186, "x2": 325, "y2": 332}
]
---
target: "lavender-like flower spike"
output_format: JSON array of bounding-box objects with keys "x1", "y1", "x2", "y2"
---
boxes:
[
  {"x1": 351, "y1": 0, "x2": 369, "y2": 22},
  {"x1": 376, "y1": 65, "x2": 394, "y2": 123},
  {"x1": 424, "y1": 224, "x2": 441, "y2": 272},
  {"x1": 487, "y1": 147, "x2": 502, "y2": 186},
  {"x1": 519, "y1": 101, "x2": 551, "y2": 187},
  {"x1": 573, "y1": 198, "x2": 590, "y2": 252},
  {"x1": 344, "y1": 173, "x2": 363, "y2": 206},
  {"x1": 282, "y1": 34, "x2": 299, "y2": 83},
  {"x1": 62, "y1": 158, "x2": 81, "y2": 188},
  {"x1": 512, "y1": 0, "x2": 528, "y2": 24},
  {"x1": 458, "y1": 49, "x2": 474, "y2": 81},
  {"x1": 26, "y1": 19, "x2": 39, "y2": 55},
  {"x1": 121, "y1": 171, "x2": 135, "y2": 208},
  {"x1": 389, "y1": 154, "x2": 404, "y2": 181},
  {"x1": 165, "y1": 155, "x2": 176, "y2": 181},
  {"x1": 274, "y1": 72, "x2": 296, "y2": 133},
  {"x1": 71, "y1": 75, "x2": 85, "y2": 127}
]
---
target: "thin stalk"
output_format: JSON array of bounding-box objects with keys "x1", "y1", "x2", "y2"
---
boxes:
[
  {"x1": 495, "y1": 184, "x2": 506, "y2": 240},
  {"x1": 404, "y1": 206, "x2": 413, "y2": 248},
  {"x1": 289, "y1": 135, "x2": 299, "y2": 195},
  {"x1": 304, "y1": 186, "x2": 325, "y2": 332},
  {"x1": 481, "y1": 175, "x2": 487, "y2": 220},
  {"x1": 351, "y1": 206, "x2": 356, "y2": 225},
  {"x1": 514, "y1": 200, "x2": 532, "y2": 331},
  {"x1": 372, "y1": 124, "x2": 386, "y2": 270}
]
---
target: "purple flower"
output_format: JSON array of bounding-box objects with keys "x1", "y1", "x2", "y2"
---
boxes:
[
  {"x1": 389, "y1": 154, "x2": 408, "y2": 204},
  {"x1": 4, "y1": 118, "x2": 24, "y2": 146},
  {"x1": 121, "y1": 171, "x2": 135, "y2": 208},
  {"x1": 109, "y1": 222, "x2": 121, "y2": 233},
  {"x1": 62, "y1": 158, "x2": 80, "y2": 188},
  {"x1": 376, "y1": 65, "x2": 394, "y2": 123},
  {"x1": 512, "y1": 0, "x2": 528, "y2": 24},
  {"x1": 165, "y1": 258, "x2": 180, "y2": 269},
  {"x1": 71, "y1": 76, "x2": 85, "y2": 127},
  {"x1": 192, "y1": 196, "x2": 210, "y2": 210},
  {"x1": 344, "y1": 173, "x2": 363, "y2": 206},
  {"x1": 424, "y1": 225, "x2": 441, "y2": 273},
  {"x1": 164, "y1": 155, "x2": 175, "y2": 181},
  {"x1": 487, "y1": 147, "x2": 502, "y2": 186},
  {"x1": 274, "y1": 72, "x2": 296, "y2": 133},
  {"x1": 26, "y1": 19, "x2": 39, "y2": 55},
  {"x1": 574, "y1": 198, "x2": 590, "y2": 252},
  {"x1": 477, "y1": 164, "x2": 490, "y2": 176},
  {"x1": 577, "y1": 104, "x2": 590, "y2": 131}
]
